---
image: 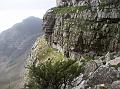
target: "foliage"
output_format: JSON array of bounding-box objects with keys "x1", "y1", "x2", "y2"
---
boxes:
[
  {"x1": 36, "y1": 47, "x2": 53, "y2": 61},
  {"x1": 33, "y1": 37, "x2": 64, "y2": 62},
  {"x1": 36, "y1": 47, "x2": 64, "y2": 63},
  {"x1": 25, "y1": 59, "x2": 85, "y2": 89},
  {"x1": 51, "y1": 6, "x2": 87, "y2": 14}
]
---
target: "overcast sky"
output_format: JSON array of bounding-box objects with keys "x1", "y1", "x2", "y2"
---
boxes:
[{"x1": 0, "y1": 0, "x2": 56, "y2": 32}]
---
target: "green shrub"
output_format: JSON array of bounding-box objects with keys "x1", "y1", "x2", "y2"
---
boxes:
[
  {"x1": 51, "y1": 6, "x2": 88, "y2": 14},
  {"x1": 25, "y1": 59, "x2": 84, "y2": 89}
]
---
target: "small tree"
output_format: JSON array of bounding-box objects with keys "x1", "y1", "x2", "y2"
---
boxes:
[{"x1": 26, "y1": 59, "x2": 85, "y2": 89}]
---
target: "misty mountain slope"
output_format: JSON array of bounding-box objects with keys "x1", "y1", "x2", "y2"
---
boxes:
[
  {"x1": 0, "y1": 16, "x2": 43, "y2": 89},
  {"x1": 0, "y1": 16, "x2": 42, "y2": 57}
]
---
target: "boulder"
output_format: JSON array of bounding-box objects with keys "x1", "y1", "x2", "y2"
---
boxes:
[
  {"x1": 107, "y1": 57, "x2": 120, "y2": 66},
  {"x1": 105, "y1": 52, "x2": 112, "y2": 62},
  {"x1": 110, "y1": 81, "x2": 120, "y2": 89},
  {"x1": 87, "y1": 66, "x2": 118, "y2": 87},
  {"x1": 84, "y1": 60, "x2": 98, "y2": 77},
  {"x1": 94, "y1": 84, "x2": 108, "y2": 89}
]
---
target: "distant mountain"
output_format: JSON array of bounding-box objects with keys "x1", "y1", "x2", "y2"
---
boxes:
[{"x1": 0, "y1": 16, "x2": 43, "y2": 89}]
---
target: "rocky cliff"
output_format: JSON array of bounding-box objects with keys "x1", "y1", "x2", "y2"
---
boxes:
[
  {"x1": 43, "y1": 0, "x2": 120, "y2": 88},
  {"x1": 26, "y1": 0, "x2": 120, "y2": 89},
  {"x1": 44, "y1": 0, "x2": 120, "y2": 57}
]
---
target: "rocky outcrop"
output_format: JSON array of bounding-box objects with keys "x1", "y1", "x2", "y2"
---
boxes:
[
  {"x1": 84, "y1": 60, "x2": 98, "y2": 77},
  {"x1": 107, "y1": 57, "x2": 120, "y2": 65},
  {"x1": 56, "y1": 0, "x2": 120, "y2": 7},
  {"x1": 87, "y1": 66, "x2": 118, "y2": 87},
  {"x1": 41, "y1": 0, "x2": 120, "y2": 89},
  {"x1": 111, "y1": 81, "x2": 120, "y2": 89},
  {"x1": 43, "y1": 10, "x2": 56, "y2": 46},
  {"x1": 70, "y1": 64, "x2": 120, "y2": 89},
  {"x1": 43, "y1": 0, "x2": 120, "y2": 58}
]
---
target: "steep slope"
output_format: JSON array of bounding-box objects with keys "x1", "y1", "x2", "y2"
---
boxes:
[
  {"x1": 0, "y1": 16, "x2": 43, "y2": 89},
  {"x1": 25, "y1": 0, "x2": 120, "y2": 89},
  {"x1": 42, "y1": 1, "x2": 120, "y2": 88}
]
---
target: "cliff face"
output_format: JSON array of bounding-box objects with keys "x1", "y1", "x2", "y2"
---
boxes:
[
  {"x1": 25, "y1": 0, "x2": 120, "y2": 89},
  {"x1": 38, "y1": 0, "x2": 120, "y2": 88},
  {"x1": 43, "y1": 0, "x2": 120, "y2": 58},
  {"x1": 56, "y1": 0, "x2": 120, "y2": 7}
]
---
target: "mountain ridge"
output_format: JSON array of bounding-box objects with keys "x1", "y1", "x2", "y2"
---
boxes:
[{"x1": 0, "y1": 16, "x2": 43, "y2": 89}]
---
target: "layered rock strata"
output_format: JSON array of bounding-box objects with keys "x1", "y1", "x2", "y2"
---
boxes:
[
  {"x1": 43, "y1": 0, "x2": 120, "y2": 58},
  {"x1": 41, "y1": 0, "x2": 120, "y2": 89}
]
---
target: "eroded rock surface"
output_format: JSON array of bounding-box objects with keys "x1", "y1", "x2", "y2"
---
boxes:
[
  {"x1": 111, "y1": 81, "x2": 120, "y2": 89},
  {"x1": 34, "y1": 0, "x2": 120, "y2": 89},
  {"x1": 87, "y1": 66, "x2": 118, "y2": 87},
  {"x1": 43, "y1": 0, "x2": 120, "y2": 57}
]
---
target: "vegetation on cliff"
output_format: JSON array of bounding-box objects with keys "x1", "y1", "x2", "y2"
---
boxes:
[
  {"x1": 51, "y1": 6, "x2": 87, "y2": 14},
  {"x1": 24, "y1": 0, "x2": 120, "y2": 89},
  {"x1": 26, "y1": 59, "x2": 84, "y2": 89},
  {"x1": 24, "y1": 38, "x2": 89, "y2": 89}
]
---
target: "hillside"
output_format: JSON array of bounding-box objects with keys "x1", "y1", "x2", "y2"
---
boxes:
[
  {"x1": 0, "y1": 16, "x2": 43, "y2": 89},
  {"x1": 25, "y1": 0, "x2": 120, "y2": 89}
]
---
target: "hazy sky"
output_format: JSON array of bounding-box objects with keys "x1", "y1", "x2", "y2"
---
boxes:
[{"x1": 0, "y1": 0, "x2": 56, "y2": 32}]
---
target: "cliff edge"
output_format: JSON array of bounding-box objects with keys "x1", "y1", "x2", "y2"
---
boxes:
[{"x1": 25, "y1": 0, "x2": 120, "y2": 89}]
